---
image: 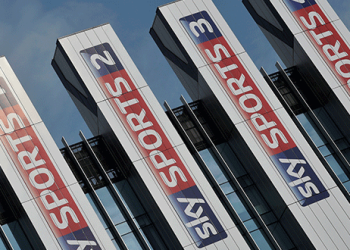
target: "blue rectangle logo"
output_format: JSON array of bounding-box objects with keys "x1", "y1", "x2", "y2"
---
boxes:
[
  {"x1": 180, "y1": 9, "x2": 329, "y2": 207},
  {"x1": 169, "y1": 186, "x2": 227, "y2": 248},
  {"x1": 80, "y1": 43, "x2": 123, "y2": 78},
  {"x1": 81, "y1": 42, "x2": 228, "y2": 248},
  {"x1": 271, "y1": 147, "x2": 329, "y2": 206},
  {"x1": 58, "y1": 227, "x2": 101, "y2": 250},
  {"x1": 180, "y1": 11, "x2": 222, "y2": 45}
]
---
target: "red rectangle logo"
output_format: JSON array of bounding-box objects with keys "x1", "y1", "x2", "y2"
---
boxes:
[
  {"x1": 0, "y1": 77, "x2": 101, "y2": 249},
  {"x1": 285, "y1": 1, "x2": 350, "y2": 95},
  {"x1": 180, "y1": 11, "x2": 329, "y2": 206},
  {"x1": 81, "y1": 42, "x2": 227, "y2": 247}
]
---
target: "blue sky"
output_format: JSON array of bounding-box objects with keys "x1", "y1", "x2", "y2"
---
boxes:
[{"x1": 0, "y1": 0, "x2": 347, "y2": 147}]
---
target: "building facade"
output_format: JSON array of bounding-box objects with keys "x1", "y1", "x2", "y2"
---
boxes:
[
  {"x1": 52, "y1": 23, "x2": 249, "y2": 250},
  {"x1": 0, "y1": 0, "x2": 349, "y2": 249},
  {"x1": 0, "y1": 56, "x2": 115, "y2": 250},
  {"x1": 245, "y1": 0, "x2": 350, "y2": 194},
  {"x1": 150, "y1": 0, "x2": 350, "y2": 249}
]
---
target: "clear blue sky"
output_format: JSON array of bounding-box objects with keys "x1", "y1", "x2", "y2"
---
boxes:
[{"x1": 0, "y1": 0, "x2": 347, "y2": 147}]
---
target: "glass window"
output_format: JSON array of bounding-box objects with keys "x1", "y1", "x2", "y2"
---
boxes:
[
  {"x1": 341, "y1": 148, "x2": 350, "y2": 162},
  {"x1": 116, "y1": 221, "x2": 132, "y2": 236},
  {"x1": 111, "y1": 239, "x2": 121, "y2": 250},
  {"x1": 297, "y1": 113, "x2": 350, "y2": 191},
  {"x1": 318, "y1": 144, "x2": 332, "y2": 156},
  {"x1": 250, "y1": 229, "x2": 274, "y2": 250},
  {"x1": 196, "y1": 135, "x2": 281, "y2": 249},
  {"x1": 0, "y1": 234, "x2": 7, "y2": 250},
  {"x1": 134, "y1": 214, "x2": 151, "y2": 229},
  {"x1": 199, "y1": 149, "x2": 228, "y2": 184},
  {"x1": 261, "y1": 212, "x2": 277, "y2": 225},
  {"x1": 114, "y1": 181, "x2": 145, "y2": 218},
  {"x1": 96, "y1": 187, "x2": 125, "y2": 226},
  {"x1": 244, "y1": 186, "x2": 270, "y2": 215},
  {"x1": 199, "y1": 145, "x2": 277, "y2": 249},
  {"x1": 343, "y1": 180, "x2": 350, "y2": 191},
  {"x1": 86, "y1": 193, "x2": 107, "y2": 228},
  {"x1": 314, "y1": 107, "x2": 343, "y2": 141},
  {"x1": 244, "y1": 219, "x2": 259, "y2": 232},
  {"x1": 268, "y1": 223, "x2": 295, "y2": 250},
  {"x1": 122, "y1": 232, "x2": 143, "y2": 250},
  {"x1": 95, "y1": 187, "x2": 144, "y2": 249},
  {"x1": 114, "y1": 181, "x2": 165, "y2": 250},
  {"x1": 237, "y1": 175, "x2": 254, "y2": 188},
  {"x1": 297, "y1": 113, "x2": 325, "y2": 147},
  {"x1": 325, "y1": 155, "x2": 349, "y2": 183},
  {"x1": 227, "y1": 192, "x2": 251, "y2": 222},
  {"x1": 216, "y1": 143, "x2": 247, "y2": 178},
  {"x1": 2, "y1": 222, "x2": 32, "y2": 250},
  {"x1": 141, "y1": 225, "x2": 167, "y2": 250},
  {"x1": 335, "y1": 138, "x2": 350, "y2": 151},
  {"x1": 220, "y1": 182, "x2": 235, "y2": 194},
  {"x1": 85, "y1": 193, "x2": 125, "y2": 250}
]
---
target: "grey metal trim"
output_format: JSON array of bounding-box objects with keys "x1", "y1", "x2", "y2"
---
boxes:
[
  {"x1": 261, "y1": 64, "x2": 350, "y2": 202},
  {"x1": 61, "y1": 136, "x2": 128, "y2": 250},
  {"x1": 0, "y1": 226, "x2": 14, "y2": 250},
  {"x1": 164, "y1": 100, "x2": 261, "y2": 250},
  {"x1": 78, "y1": 131, "x2": 152, "y2": 250},
  {"x1": 178, "y1": 96, "x2": 282, "y2": 250}
]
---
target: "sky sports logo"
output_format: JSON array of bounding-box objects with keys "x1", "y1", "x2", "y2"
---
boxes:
[
  {"x1": 0, "y1": 77, "x2": 101, "y2": 250},
  {"x1": 80, "y1": 43, "x2": 227, "y2": 248},
  {"x1": 180, "y1": 11, "x2": 329, "y2": 206},
  {"x1": 283, "y1": 0, "x2": 350, "y2": 94}
]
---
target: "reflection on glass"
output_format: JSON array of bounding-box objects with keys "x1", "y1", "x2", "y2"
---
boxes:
[
  {"x1": 140, "y1": 225, "x2": 169, "y2": 250},
  {"x1": 111, "y1": 239, "x2": 121, "y2": 250},
  {"x1": 0, "y1": 232, "x2": 7, "y2": 250},
  {"x1": 226, "y1": 192, "x2": 250, "y2": 222},
  {"x1": 318, "y1": 144, "x2": 331, "y2": 156},
  {"x1": 94, "y1": 187, "x2": 144, "y2": 249},
  {"x1": 297, "y1": 113, "x2": 325, "y2": 147},
  {"x1": 113, "y1": 181, "x2": 165, "y2": 249},
  {"x1": 325, "y1": 155, "x2": 349, "y2": 182},
  {"x1": 250, "y1": 230, "x2": 274, "y2": 250},
  {"x1": 2, "y1": 221, "x2": 32, "y2": 250},
  {"x1": 268, "y1": 223, "x2": 294, "y2": 250},
  {"x1": 85, "y1": 193, "x2": 124, "y2": 250},
  {"x1": 244, "y1": 186, "x2": 270, "y2": 215},
  {"x1": 198, "y1": 148, "x2": 276, "y2": 249},
  {"x1": 297, "y1": 113, "x2": 350, "y2": 191},
  {"x1": 199, "y1": 149, "x2": 228, "y2": 184},
  {"x1": 96, "y1": 187, "x2": 125, "y2": 226},
  {"x1": 220, "y1": 182, "x2": 234, "y2": 194},
  {"x1": 86, "y1": 193, "x2": 107, "y2": 228},
  {"x1": 216, "y1": 143, "x2": 247, "y2": 177},
  {"x1": 114, "y1": 181, "x2": 145, "y2": 218},
  {"x1": 139, "y1": 229, "x2": 152, "y2": 250},
  {"x1": 313, "y1": 107, "x2": 343, "y2": 141},
  {"x1": 243, "y1": 219, "x2": 259, "y2": 232},
  {"x1": 344, "y1": 181, "x2": 350, "y2": 191},
  {"x1": 116, "y1": 221, "x2": 132, "y2": 236},
  {"x1": 123, "y1": 232, "x2": 143, "y2": 250}
]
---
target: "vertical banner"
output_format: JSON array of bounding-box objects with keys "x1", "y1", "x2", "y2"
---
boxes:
[
  {"x1": 0, "y1": 62, "x2": 102, "y2": 250},
  {"x1": 179, "y1": 10, "x2": 329, "y2": 206},
  {"x1": 282, "y1": 0, "x2": 350, "y2": 95},
  {"x1": 153, "y1": 0, "x2": 350, "y2": 248},
  {"x1": 80, "y1": 42, "x2": 228, "y2": 248}
]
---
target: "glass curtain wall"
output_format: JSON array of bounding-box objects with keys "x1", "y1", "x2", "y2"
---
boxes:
[
  {"x1": 170, "y1": 102, "x2": 296, "y2": 250},
  {"x1": 270, "y1": 68, "x2": 350, "y2": 192},
  {"x1": 0, "y1": 172, "x2": 40, "y2": 250},
  {"x1": 61, "y1": 137, "x2": 167, "y2": 250}
]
